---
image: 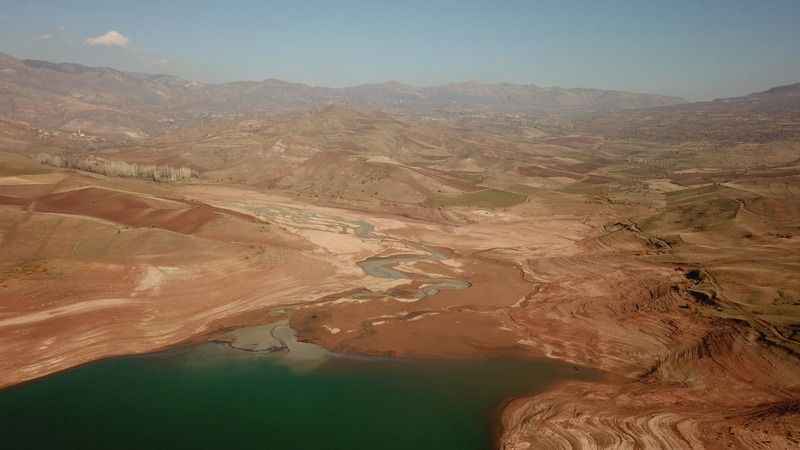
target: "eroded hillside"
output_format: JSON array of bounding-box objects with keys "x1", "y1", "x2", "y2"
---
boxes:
[{"x1": 0, "y1": 81, "x2": 798, "y2": 449}]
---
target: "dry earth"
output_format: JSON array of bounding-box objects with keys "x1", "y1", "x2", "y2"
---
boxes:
[{"x1": 1, "y1": 102, "x2": 799, "y2": 449}]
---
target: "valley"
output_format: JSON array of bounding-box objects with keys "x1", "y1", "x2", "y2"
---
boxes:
[{"x1": 0, "y1": 52, "x2": 799, "y2": 449}]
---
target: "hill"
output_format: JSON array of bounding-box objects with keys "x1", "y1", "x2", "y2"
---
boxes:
[
  {"x1": 0, "y1": 52, "x2": 683, "y2": 137},
  {"x1": 575, "y1": 82, "x2": 800, "y2": 142}
]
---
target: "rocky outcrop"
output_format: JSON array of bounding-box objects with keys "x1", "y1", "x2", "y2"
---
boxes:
[
  {"x1": 501, "y1": 381, "x2": 800, "y2": 450},
  {"x1": 499, "y1": 215, "x2": 800, "y2": 449}
]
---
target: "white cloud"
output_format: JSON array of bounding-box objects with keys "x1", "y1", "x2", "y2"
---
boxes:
[
  {"x1": 85, "y1": 30, "x2": 129, "y2": 47},
  {"x1": 35, "y1": 34, "x2": 53, "y2": 41}
]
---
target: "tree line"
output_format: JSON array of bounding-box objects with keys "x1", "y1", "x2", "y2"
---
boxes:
[{"x1": 36, "y1": 153, "x2": 198, "y2": 183}]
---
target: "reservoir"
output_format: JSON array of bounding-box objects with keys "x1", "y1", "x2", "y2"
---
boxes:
[{"x1": 0, "y1": 341, "x2": 593, "y2": 450}]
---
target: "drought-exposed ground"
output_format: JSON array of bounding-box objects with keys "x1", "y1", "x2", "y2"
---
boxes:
[{"x1": 1, "y1": 61, "x2": 799, "y2": 449}]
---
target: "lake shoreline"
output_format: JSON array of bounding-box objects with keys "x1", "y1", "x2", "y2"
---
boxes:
[{"x1": 0, "y1": 324, "x2": 600, "y2": 448}]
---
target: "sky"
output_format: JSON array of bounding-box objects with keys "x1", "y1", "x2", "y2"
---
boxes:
[{"x1": 0, "y1": 0, "x2": 798, "y2": 100}]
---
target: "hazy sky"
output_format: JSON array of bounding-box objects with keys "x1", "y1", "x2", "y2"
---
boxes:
[{"x1": 1, "y1": 0, "x2": 798, "y2": 99}]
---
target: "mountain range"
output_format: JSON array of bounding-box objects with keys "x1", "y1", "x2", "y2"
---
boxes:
[
  {"x1": 0, "y1": 52, "x2": 683, "y2": 137},
  {"x1": 577, "y1": 82, "x2": 800, "y2": 142}
]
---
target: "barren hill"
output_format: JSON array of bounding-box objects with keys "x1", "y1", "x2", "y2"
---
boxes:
[
  {"x1": 576, "y1": 82, "x2": 800, "y2": 142},
  {"x1": 1, "y1": 53, "x2": 800, "y2": 450},
  {"x1": 0, "y1": 52, "x2": 683, "y2": 137}
]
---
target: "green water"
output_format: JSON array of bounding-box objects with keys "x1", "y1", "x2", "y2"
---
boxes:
[{"x1": 0, "y1": 344, "x2": 592, "y2": 450}]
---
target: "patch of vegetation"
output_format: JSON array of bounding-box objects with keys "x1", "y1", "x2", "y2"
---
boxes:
[
  {"x1": 425, "y1": 188, "x2": 527, "y2": 209},
  {"x1": 36, "y1": 153, "x2": 198, "y2": 183}
]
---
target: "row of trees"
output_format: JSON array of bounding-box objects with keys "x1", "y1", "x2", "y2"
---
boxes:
[{"x1": 36, "y1": 153, "x2": 198, "y2": 183}]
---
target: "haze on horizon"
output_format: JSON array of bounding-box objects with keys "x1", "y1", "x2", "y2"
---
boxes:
[{"x1": 1, "y1": 0, "x2": 798, "y2": 100}]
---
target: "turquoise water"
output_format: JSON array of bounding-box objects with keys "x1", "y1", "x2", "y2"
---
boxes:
[{"x1": 0, "y1": 344, "x2": 592, "y2": 450}]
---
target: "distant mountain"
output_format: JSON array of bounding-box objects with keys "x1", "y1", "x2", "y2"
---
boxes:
[
  {"x1": 709, "y1": 82, "x2": 800, "y2": 113},
  {"x1": 576, "y1": 82, "x2": 800, "y2": 142},
  {"x1": 0, "y1": 53, "x2": 202, "y2": 137},
  {"x1": 0, "y1": 52, "x2": 683, "y2": 137},
  {"x1": 329, "y1": 80, "x2": 685, "y2": 114}
]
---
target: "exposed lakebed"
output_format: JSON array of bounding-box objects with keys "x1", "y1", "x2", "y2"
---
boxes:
[
  {"x1": 0, "y1": 204, "x2": 594, "y2": 449},
  {"x1": 252, "y1": 203, "x2": 472, "y2": 299},
  {"x1": 0, "y1": 332, "x2": 595, "y2": 450}
]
